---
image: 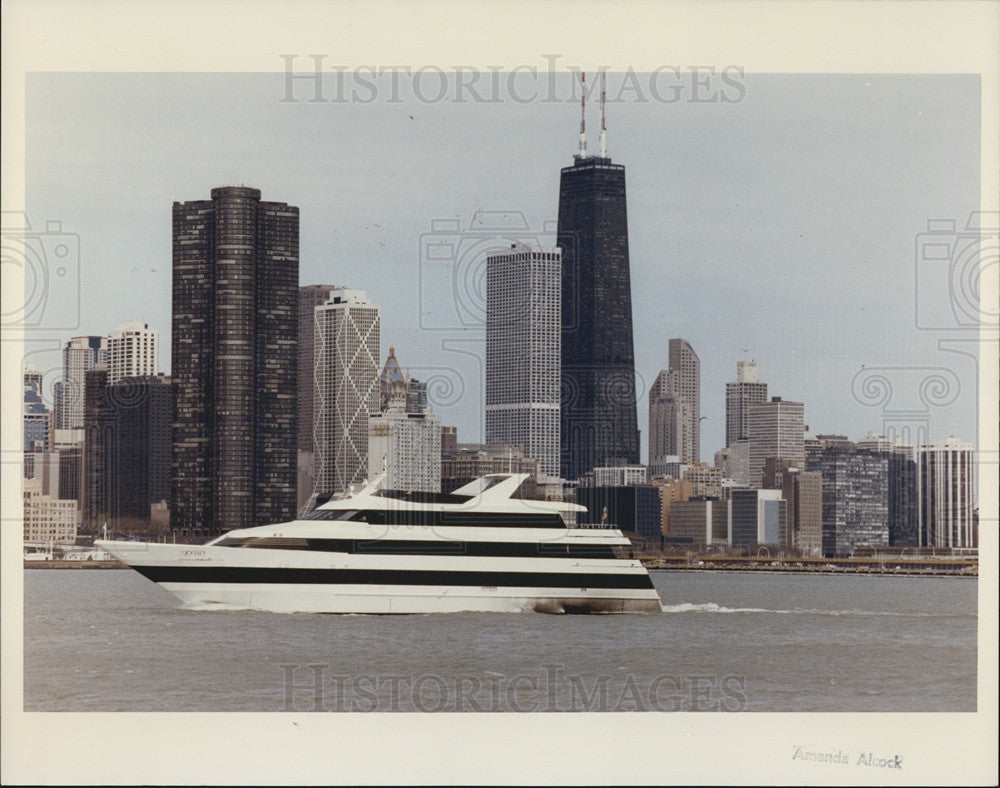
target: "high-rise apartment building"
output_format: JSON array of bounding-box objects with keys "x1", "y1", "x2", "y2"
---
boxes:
[
  {"x1": 668, "y1": 339, "x2": 700, "y2": 463},
  {"x1": 108, "y1": 320, "x2": 158, "y2": 384},
  {"x1": 725, "y1": 360, "x2": 767, "y2": 447},
  {"x1": 171, "y1": 186, "x2": 298, "y2": 538},
  {"x1": 314, "y1": 288, "x2": 380, "y2": 497},
  {"x1": 558, "y1": 140, "x2": 639, "y2": 480},
  {"x1": 857, "y1": 433, "x2": 918, "y2": 547},
  {"x1": 54, "y1": 335, "x2": 107, "y2": 429},
  {"x1": 486, "y1": 244, "x2": 562, "y2": 477},
  {"x1": 747, "y1": 397, "x2": 805, "y2": 488},
  {"x1": 916, "y1": 437, "x2": 974, "y2": 548},
  {"x1": 805, "y1": 440, "x2": 889, "y2": 557}
]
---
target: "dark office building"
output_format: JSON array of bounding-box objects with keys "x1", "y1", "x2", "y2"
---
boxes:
[
  {"x1": 856, "y1": 435, "x2": 918, "y2": 547},
  {"x1": 577, "y1": 485, "x2": 662, "y2": 542},
  {"x1": 83, "y1": 373, "x2": 172, "y2": 531},
  {"x1": 82, "y1": 367, "x2": 112, "y2": 531},
  {"x1": 57, "y1": 445, "x2": 82, "y2": 503},
  {"x1": 172, "y1": 186, "x2": 298, "y2": 539},
  {"x1": 730, "y1": 489, "x2": 787, "y2": 549},
  {"x1": 558, "y1": 152, "x2": 639, "y2": 480}
]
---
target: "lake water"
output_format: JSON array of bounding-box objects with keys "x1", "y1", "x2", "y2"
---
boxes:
[{"x1": 23, "y1": 569, "x2": 977, "y2": 712}]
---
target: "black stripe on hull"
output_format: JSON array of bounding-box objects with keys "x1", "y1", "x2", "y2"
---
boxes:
[
  {"x1": 132, "y1": 565, "x2": 655, "y2": 590},
  {"x1": 215, "y1": 537, "x2": 618, "y2": 559}
]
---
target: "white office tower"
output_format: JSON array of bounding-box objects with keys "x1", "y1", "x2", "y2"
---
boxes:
[
  {"x1": 108, "y1": 320, "x2": 158, "y2": 384},
  {"x1": 747, "y1": 397, "x2": 805, "y2": 488},
  {"x1": 54, "y1": 335, "x2": 107, "y2": 429},
  {"x1": 916, "y1": 437, "x2": 975, "y2": 548},
  {"x1": 314, "y1": 289, "x2": 381, "y2": 496},
  {"x1": 726, "y1": 360, "x2": 768, "y2": 448},
  {"x1": 485, "y1": 244, "x2": 561, "y2": 477},
  {"x1": 368, "y1": 401, "x2": 442, "y2": 492},
  {"x1": 367, "y1": 347, "x2": 442, "y2": 492}
]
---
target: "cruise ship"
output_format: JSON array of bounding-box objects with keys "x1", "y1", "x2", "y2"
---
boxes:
[{"x1": 97, "y1": 473, "x2": 663, "y2": 614}]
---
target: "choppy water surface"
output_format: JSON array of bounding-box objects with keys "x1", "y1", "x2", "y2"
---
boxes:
[{"x1": 23, "y1": 570, "x2": 976, "y2": 712}]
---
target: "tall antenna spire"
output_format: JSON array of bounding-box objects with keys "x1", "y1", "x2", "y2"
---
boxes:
[
  {"x1": 578, "y1": 71, "x2": 587, "y2": 158},
  {"x1": 599, "y1": 71, "x2": 607, "y2": 158}
]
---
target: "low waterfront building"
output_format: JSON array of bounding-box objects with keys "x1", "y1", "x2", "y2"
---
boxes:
[
  {"x1": 668, "y1": 497, "x2": 728, "y2": 548},
  {"x1": 23, "y1": 478, "x2": 77, "y2": 544},
  {"x1": 655, "y1": 478, "x2": 694, "y2": 536},
  {"x1": 729, "y1": 488, "x2": 786, "y2": 549},
  {"x1": 576, "y1": 485, "x2": 662, "y2": 542}
]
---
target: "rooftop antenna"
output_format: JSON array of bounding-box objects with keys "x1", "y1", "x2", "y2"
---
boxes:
[
  {"x1": 599, "y1": 71, "x2": 607, "y2": 158},
  {"x1": 578, "y1": 71, "x2": 587, "y2": 158}
]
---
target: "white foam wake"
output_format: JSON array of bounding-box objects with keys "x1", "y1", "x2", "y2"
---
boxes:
[{"x1": 658, "y1": 602, "x2": 954, "y2": 617}]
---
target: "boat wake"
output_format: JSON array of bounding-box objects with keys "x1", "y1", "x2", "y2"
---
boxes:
[{"x1": 659, "y1": 602, "x2": 959, "y2": 617}]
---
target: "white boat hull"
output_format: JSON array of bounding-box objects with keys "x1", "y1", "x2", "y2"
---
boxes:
[
  {"x1": 97, "y1": 540, "x2": 663, "y2": 614},
  {"x1": 160, "y1": 582, "x2": 662, "y2": 614}
]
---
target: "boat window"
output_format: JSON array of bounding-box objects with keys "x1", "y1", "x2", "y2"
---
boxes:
[{"x1": 301, "y1": 509, "x2": 359, "y2": 521}]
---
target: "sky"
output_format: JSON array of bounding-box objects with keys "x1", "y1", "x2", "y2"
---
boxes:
[{"x1": 22, "y1": 70, "x2": 982, "y2": 460}]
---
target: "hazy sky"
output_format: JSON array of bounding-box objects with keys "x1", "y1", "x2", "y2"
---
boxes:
[{"x1": 23, "y1": 71, "x2": 981, "y2": 459}]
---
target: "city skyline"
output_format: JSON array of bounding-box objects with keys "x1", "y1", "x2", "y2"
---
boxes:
[{"x1": 21, "y1": 72, "x2": 981, "y2": 462}]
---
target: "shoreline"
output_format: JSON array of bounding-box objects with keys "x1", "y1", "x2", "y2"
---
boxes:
[{"x1": 23, "y1": 558, "x2": 977, "y2": 576}]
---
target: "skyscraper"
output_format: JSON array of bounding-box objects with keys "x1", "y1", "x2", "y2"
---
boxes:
[
  {"x1": 108, "y1": 320, "x2": 158, "y2": 384},
  {"x1": 314, "y1": 288, "x2": 380, "y2": 497},
  {"x1": 54, "y1": 335, "x2": 107, "y2": 429},
  {"x1": 916, "y1": 437, "x2": 974, "y2": 548},
  {"x1": 485, "y1": 244, "x2": 561, "y2": 477},
  {"x1": 83, "y1": 370, "x2": 171, "y2": 531},
  {"x1": 725, "y1": 360, "x2": 767, "y2": 448},
  {"x1": 171, "y1": 186, "x2": 298, "y2": 538},
  {"x1": 668, "y1": 339, "x2": 700, "y2": 463},
  {"x1": 648, "y1": 369, "x2": 689, "y2": 466},
  {"x1": 298, "y1": 284, "x2": 336, "y2": 454},
  {"x1": 558, "y1": 89, "x2": 638, "y2": 480},
  {"x1": 747, "y1": 397, "x2": 805, "y2": 488}
]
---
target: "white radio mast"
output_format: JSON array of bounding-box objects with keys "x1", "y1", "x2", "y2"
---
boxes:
[{"x1": 578, "y1": 71, "x2": 587, "y2": 158}]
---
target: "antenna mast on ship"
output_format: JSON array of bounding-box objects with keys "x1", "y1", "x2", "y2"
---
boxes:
[{"x1": 578, "y1": 71, "x2": 587, "y2": 158}]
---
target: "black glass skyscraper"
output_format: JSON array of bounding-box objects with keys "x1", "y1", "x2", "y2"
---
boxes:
[
  {"x1": 172, "y1": 187, "x2": 298, "y2": 539},
  {"x1": 558, "y1": 153, "x2": 639, "y2": 480}
]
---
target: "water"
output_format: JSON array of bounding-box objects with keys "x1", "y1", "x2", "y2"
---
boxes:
[{"x1": 23, "y1": 569, "x2": 977, "y2": 712}]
